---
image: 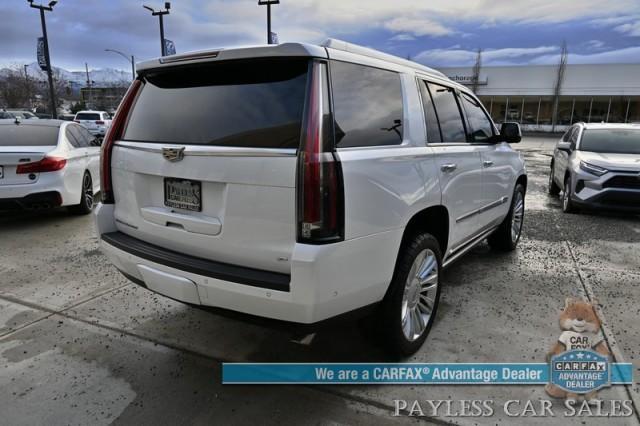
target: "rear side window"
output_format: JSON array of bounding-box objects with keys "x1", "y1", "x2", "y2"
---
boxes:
[
  {"x1": 419, "y1": 81, "x2": 442, "y2": 143},
  {"x1": 76, "y1": 113, "x2": 101, "y2": 121},
  {"x1": 460, "y1": 93, "x2": 494, "y2": 142},
  {"x1": 427, "y1": 83, "x2": 466, "y2": 142},
  {"x1": 123, "y1": 59, "x2": 308, "y2": 148},
  {"x1": 0, "y1": 124, "x2": 59, "y2": 146},
  {"x1": 330, "y1": 61, "x2": 404, "y2": 148}
]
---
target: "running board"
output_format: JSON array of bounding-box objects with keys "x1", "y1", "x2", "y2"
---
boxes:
[{"x1": 443, "y1": 226, "x2": 498, "y2": 269}]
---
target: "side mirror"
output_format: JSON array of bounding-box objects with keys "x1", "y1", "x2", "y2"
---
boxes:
[
  {"x1": 498, "y1": 122, "x2": 522, "y2": 143},
  {"x1": 557, "y1": 141, "x2": 572, "y2": 153}
]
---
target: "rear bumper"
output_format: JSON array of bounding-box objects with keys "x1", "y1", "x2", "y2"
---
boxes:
[
  {"x1": 0, "y1": 191, "x2": 62, "y2": 210},
  {"x1": 95, "y1": 203, "x2": 402, "y2": 324}
]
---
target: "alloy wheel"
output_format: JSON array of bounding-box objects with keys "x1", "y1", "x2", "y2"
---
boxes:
[
  {"x1": 511, "y1": 191, "x2": 524, "y2": 243},
  {"x1": 401, "y1": 249, "x2": 439, "y2": 342},
  {"x1": 83, "y1": 174, "x2": 94, "y2": 210}
]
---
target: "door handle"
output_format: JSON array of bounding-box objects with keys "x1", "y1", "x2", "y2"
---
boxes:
[
  {"x1": 483, "y1": 160, "x2": 494, "y2": 168},
  {"x1": 440, "y1": 163, "x2": 457, "y2": 173}
]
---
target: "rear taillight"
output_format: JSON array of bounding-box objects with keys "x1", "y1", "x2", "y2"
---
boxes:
[
  {"x1": 95, "y1": 120, "x2": 105, "y2": 125},
  {"x1": 297, "y1": 61, "x2": 344, "y2": 244},
  {"x1": 16, "y1": 156, "x2": 66, "y2": 174},
  {"x1": 101, "y1": 79, "x2": 142, "y2": 203}
]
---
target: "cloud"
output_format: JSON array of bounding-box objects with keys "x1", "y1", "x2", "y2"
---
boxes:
[
  {"x1": 383, "y1": 17, "x2": 454, "y2": 37},
  {"x1": 415, "y1": 46, "x2": 558, "y2": 66},
  {"x1": 530, "y1": 46, "x2": 640, "y2": 65},
  {"x1": 389, "y1": 33, "x2": 416, "y2": 41},
  {"x1": 615, "y1": 22, "x2": 640, "y2": 37}
]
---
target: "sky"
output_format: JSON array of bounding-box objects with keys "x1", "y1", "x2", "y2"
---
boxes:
[{"x1": 1, "y1": 0, "x2": 639, "y2": 72}]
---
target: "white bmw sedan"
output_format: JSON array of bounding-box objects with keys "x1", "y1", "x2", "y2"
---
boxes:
[{"x1": 0, "y1": 119, "x2": 100, "y2": 214}]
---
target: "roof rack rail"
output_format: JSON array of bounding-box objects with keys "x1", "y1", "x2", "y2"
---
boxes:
[{"x1": 321, "y1": 38, "x2": 446, "y2": 78}]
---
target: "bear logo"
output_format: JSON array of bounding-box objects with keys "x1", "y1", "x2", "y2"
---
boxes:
[{"x1": 545, "y1": 297, "x2": 610, "y2": 402}]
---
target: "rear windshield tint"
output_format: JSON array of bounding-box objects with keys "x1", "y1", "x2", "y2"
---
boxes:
[
  {"x1": 0, "y1": 124, "x2": 59, "y2": 146},
  {"x1": 76, "y1": 113, "x2": 101, "y2": 120},
  {"x1": 123, "y1": 59, "x2": 309, "y2": 148}
]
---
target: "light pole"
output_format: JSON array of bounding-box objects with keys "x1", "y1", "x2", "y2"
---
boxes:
[
  {"x1": 105, "y1": 49, "x2": 136, "y2": 81},
  {"x1": 27, "y1": 0, "x2": 58, "y2": 118},
  {"x1": 258, "y1": 0, "x2": 279, "y2": 44},
  {"x1": 143, "y1": 2, "x2": 171, "y2": 56}
]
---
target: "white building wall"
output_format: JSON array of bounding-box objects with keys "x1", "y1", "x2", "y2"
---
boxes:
[{"x1": 438, "y1": 64, "x2": 640, "y2": 97}]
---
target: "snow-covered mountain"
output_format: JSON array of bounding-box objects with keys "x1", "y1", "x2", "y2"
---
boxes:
[{"x1": 4, "y1": 62, "x2": 131, "y2": 87}]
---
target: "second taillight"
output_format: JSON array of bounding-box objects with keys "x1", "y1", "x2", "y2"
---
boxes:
[
  {"x1": 100, "y1": 79, "x2": 142, "y2": 203},
  {"x1": 297, "y1": 61, "x2": 344, "y2": 244}
]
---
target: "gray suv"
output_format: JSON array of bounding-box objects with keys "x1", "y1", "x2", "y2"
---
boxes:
[{"x1": 549, "y1": 123, "x2": 640, "y2": 213}]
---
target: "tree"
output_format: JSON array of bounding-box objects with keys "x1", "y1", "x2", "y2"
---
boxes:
[
  {"x1": 551, "y1": 41, "x2": 568, "y2": 132},
  {"x1": 0, "y1": 64, "x2": 36, "y2": 109},
  {"x1": 471, "y1": 48, "x2": 483, "y2": 94}
]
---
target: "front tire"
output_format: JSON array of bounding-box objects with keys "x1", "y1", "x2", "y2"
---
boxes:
[
  {"x1": 69, "y1": 172, "x2": 94, "y2": 215},
  {"x1": 488, "y1": 183, "x2": 525, "y2": 251},
  {"x1": 379, "y1": 233, "x2": 442, "y2": 357},
  {"x1": 548, "y1": 164, "x2": 561, "y2": 195},
  {"x1": 562, "y1": 175, "x2": 577, "y2": 214}
]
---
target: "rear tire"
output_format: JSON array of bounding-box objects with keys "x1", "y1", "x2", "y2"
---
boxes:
[
  {"x1": 548, "y1": 165, "x2": 561, "y2": 196},
  {"x1": 488, "y1": 183, "x2": 525, "y2": 251},
  {"x1": 69, "y1": 172, "x2": 94, "y2": 215},
  {"x1": 379, "y1": 233, "x2": 442, "y2": 357},
  {"x1": 562, "y1": 175, "x2": 578, "y2": 214}
]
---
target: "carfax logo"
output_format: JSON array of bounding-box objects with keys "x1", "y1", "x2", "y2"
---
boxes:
[
  {"x1": 545, "y1": 297, "x2": 611, "y2": 401},
  {"x1": 550, "y1": 349, "x2": 610, "y2": 394}
]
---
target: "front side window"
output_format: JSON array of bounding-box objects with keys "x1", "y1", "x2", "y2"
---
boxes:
[
  {"x1": 427, "y1": 83, "x2": 466, "y2": 142},
  {"x1": 330, "y1": 61, "x2": 404, "y2": 148},
  {"x1": 461, "y1": 93, "x2": 494, "y2": 142}
]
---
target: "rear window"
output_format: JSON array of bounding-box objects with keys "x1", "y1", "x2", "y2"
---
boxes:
[
  {"x1": 0, "y1": 124, "x2": 59, "y2": 146},
  {"x1": 580, "y1": 129, "x2": 640, "y2": 154},
  {"x1": 123, "y1": 59, "x2": 309, "y2": 148},
  {"x1": 76, "y1": 113, "x2": 101, "y2": 121}
]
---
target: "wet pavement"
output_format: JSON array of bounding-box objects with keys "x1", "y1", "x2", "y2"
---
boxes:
[{"x1": 0, "y1": 136, "x2": 638, "y2": 425}]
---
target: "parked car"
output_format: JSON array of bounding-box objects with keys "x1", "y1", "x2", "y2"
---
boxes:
[
  {"x1": 59, "y1": 114, "x2": 76, "y2": 121},
  {"x1": 95, "y1": 39, "x2": 526, "y2": 356},
  {"x1": 74, "y1": 110, "x2": 112, "y2": 137},
  {"x1": 549, "y1": 122, "x2": 640, "y2": 213},
  {"x1": 1, "y1": 110, "x2": 39, "y2": 120},
  {"x1": 0, "y1": 119, "x2": 100, "y2": 214}
]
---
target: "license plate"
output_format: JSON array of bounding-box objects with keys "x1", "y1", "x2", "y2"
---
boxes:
[
  {"x1": 164, "y1": 178, "x2": 201, "y2": 211},
  {"x1": 0, "y1": 166, "x2": 3, "y2": 179}
]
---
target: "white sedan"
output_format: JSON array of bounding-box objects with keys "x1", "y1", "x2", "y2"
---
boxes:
[{"x1": 0, "y1": 119, "x2": 101, "y2": 214}]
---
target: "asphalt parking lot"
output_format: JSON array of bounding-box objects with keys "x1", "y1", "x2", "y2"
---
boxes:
[{"x1": 1, "y1": 136, "x2": 638, "y2": 425}]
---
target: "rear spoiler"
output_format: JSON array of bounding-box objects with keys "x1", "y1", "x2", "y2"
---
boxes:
[{"x1": 136, "y1": 42, "x2": 327, "y2": 74}]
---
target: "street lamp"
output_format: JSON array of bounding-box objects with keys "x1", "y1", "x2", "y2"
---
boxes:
[
  {"x1": 105, "y1": 49, "x2": 136, "y2": 81},
  {"x1": 258, "y1": 0, "x2": 279, "y2": 44},
  {"x1": 27, "y1": 0, "x2": 58, "y2": 118},
  {"x1": 143, "y1": 2, "x2": 171, "y2": 56}
]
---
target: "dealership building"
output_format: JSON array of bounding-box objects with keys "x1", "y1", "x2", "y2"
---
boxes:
[{"x1": 438, "y1": 63, "x2": 640, "y2": 131}]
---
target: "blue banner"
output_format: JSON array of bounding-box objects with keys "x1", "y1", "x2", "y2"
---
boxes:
[{"x1": 222, "y1": 363, "x2": 633, "y2": 385}]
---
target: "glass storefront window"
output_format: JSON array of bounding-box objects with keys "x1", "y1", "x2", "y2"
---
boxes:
[
  {"x1": 537, "y1": 97, "x2": 553, "y2": 125},
  {"x1": 573, "y1": 98, "x2": 591, "y2": 123},
  {"x1": 628, "y1": 98, "x2": 640, "y2": 123},
  {"x1": 489, "y1": 96, "x2": 508, "y2": 123},
  {"x1": 608, "y1": 97, "x2": 627, "y2": 123},
  {"x1": 522, "y1": 98, "x2": 539, "y2": 124},
  {"x1": 589, "y1": 97, "x2": 610, "y2": 122}
]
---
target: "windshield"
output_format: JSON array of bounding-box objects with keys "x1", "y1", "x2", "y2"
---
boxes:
[
  {"x1": 580, "y1": 129, "x2": 640, "y2": 154},
  {"x1": 0, "y1": 124, "x2": 60, "y2": 146}
]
